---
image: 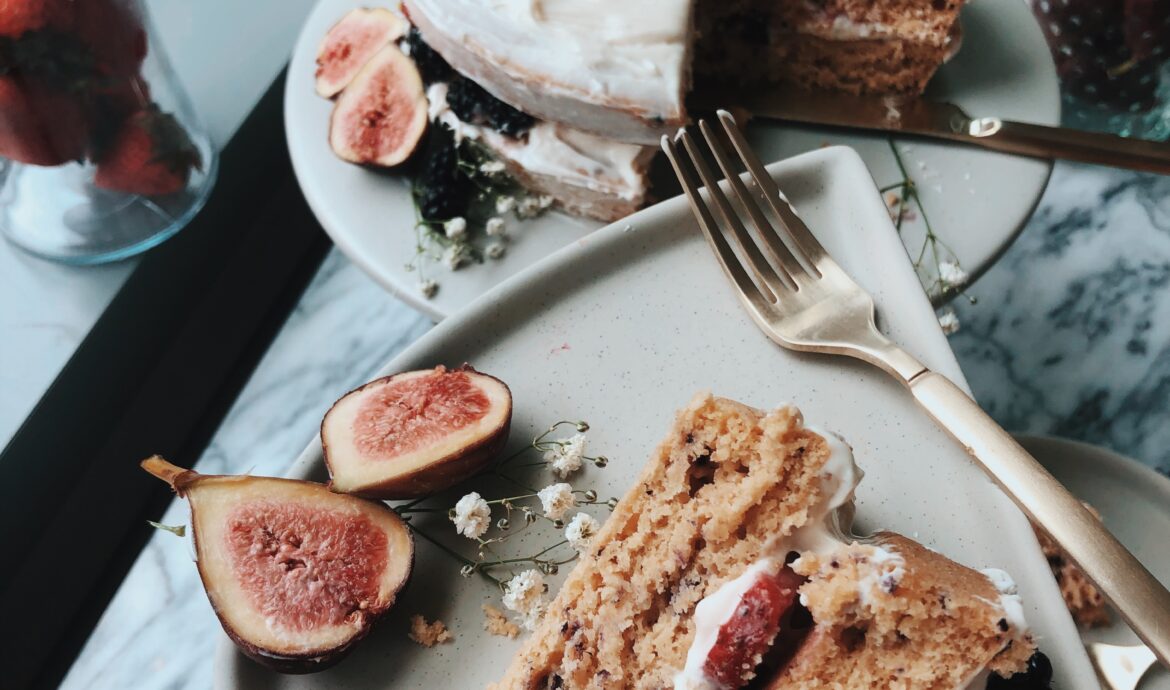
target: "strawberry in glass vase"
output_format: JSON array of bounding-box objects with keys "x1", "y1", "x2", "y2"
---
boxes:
[
  {"x1": 1031, "y1": 0, "x2": 1170, "y2": 139},
  {"x1": 0, "y1": 0, "x2": 216, "y2": 264}
]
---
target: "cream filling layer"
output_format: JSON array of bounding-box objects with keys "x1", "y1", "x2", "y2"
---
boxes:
[{"x1": 427, "y1": 83, "x2": 653, "y2": 201}]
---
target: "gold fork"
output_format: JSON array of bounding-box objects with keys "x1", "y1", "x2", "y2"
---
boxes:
[{"x1": 660, "y1": 110, "x2": 1170, "y2": 669}]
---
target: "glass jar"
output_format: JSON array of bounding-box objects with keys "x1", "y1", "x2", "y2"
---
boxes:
[
  {"x1": 1031, "y1": 0, "x2": 1170, "y2": 141},
  {"x1": 0, "y1": 0, "x2": 216, "y2": 264}
]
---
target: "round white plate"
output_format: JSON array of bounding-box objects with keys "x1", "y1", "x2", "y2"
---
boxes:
[
  {"x1": 1021, "y1": 435, "x2": 1170, "y2": 690},
  {"x1": 285, "y1": 0, "x2": 1059, "y2": 320},
  {"x1": 217, "y1": 146, "x2": 1093, "y2": 688}
]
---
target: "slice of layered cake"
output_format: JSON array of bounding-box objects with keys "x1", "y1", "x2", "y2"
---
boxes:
[{"x1": 490, "y1": 394, "x2": 1036, "y2": 689}]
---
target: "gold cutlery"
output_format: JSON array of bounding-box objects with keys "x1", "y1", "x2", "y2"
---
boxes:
[
  {"x1": 660, "y1": 110, "x2": 1170, "y2": 669},
  {"x1": 1088, "y1": 642, "x2": 1157, "y2": 690},
  {"x1": 701, "y1": 85, "x2": 1170, "y2": 174}
]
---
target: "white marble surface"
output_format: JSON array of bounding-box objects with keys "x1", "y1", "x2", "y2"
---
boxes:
[
  {"x1": 63, "y1": 160, "x2": 1170, "y2": 688},
  {"x1": 0, "y1": 0, "x2": 317, "y2": 452}
]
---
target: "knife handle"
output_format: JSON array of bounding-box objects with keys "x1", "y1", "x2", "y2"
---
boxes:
[
  {"x1": 909, "y1": 371, "x2": 1170, "y2": 669},
  {"x1": 957, "y1": 118, "x2": 1170, "y2": 174}
]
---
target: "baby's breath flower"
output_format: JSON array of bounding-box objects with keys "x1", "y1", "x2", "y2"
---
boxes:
[
  {"x1": 443, "y1": 216, "x2": 467, "y2": 240},
  {"x1": 418, "y1": 279, "x2": 438, "y2": 299},
  {"x1": 502, "y1": 569, "x2": 546, "y2": 631},
  {"x1": 538, "y1": 194, "x2": 554, "y2": 209},
  {"x1": 564, "y1": 512, "x2": 600, "y2": 555},
  {"x1": 938, "y1": 308, "x2": 960, "y2": 335},
  {"x1": 495, "y1": 195, "x2": 516, "y2": 214},
  {"x1": 938, "y1": 260, "x2": 968, "y2": 288},
  {"x1": 485, "y1": 217, "x2": 507, "y2": 237},
  {"x1": 479, "y1": 160, "x2": 506, "y2": 174},
  {"x1": 537, "y1": 483, "x2": 575, "y2": 520},
  {"x1": 487, "y1": 243, "x2": 506, "y2": 260},
  {"x1": 545, "y1": 433, "x2": 587, "y2": 478},
  {"x1": 451, "y1": 492, "x2": 491, "y2": 540},
  {"x1": 517, "y1": 196, "x2": 542, "y2": 218},
  {"x1": 443, "y1": 244, "x2": 469, "y2": 271}
]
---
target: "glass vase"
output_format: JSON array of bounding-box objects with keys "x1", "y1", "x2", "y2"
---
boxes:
[{"x1": 0, "y1": 0, "x2": 216, "y2": 264}]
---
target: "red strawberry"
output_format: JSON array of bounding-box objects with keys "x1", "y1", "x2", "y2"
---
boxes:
[
  {"x1": 702, "y1": 564, "x2": 806, "y2": 689},
  {"x1": 93, "y1": 105, "x2": 201, "y2": 196},
  {"x1": 0, "y1": 0, "x2": 72, "y2": 38},
  {"x1": 73, "y1": 0, "x2": 146, "y2": 77},
  {"x1": 0, "y1": 75, "x2": 88, "y2": 165}
]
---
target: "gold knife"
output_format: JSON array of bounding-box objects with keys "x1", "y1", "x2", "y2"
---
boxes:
[{"x1": 703, "y1": 85, "x2": 1170, "y2": 174}]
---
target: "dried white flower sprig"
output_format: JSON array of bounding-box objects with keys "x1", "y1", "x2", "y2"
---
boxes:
[
  {"x1": 881, "y1": 138, "x2": 978, "y2": 307},
  {"x1": 391, "y1": 418, "x2": 616, "y2": 631}
]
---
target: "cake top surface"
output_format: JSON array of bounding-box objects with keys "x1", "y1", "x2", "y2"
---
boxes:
[{"x1": 405, "y1": 0, "x2": 691, "y2": 124}]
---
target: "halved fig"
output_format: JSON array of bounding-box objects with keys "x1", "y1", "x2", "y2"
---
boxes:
[
  {"x1": 314, "y1": 8, "x2": 408, "y2": 99},
  {"x1": 322, "y1": 365, "x2": 512, "y2": 499},
  {"x1": 328, "y1": 43, "x2": 427, "y2": 168},
  {"x1": 141, "y1": 456, "x2": 413, "y2": 674}
]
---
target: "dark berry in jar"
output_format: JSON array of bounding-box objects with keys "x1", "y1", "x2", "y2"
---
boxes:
[{"x1": 986, "y1": 651, "x2": 1053, "y2": 689}]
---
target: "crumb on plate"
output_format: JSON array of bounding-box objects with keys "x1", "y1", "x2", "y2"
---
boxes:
[
  {"x1": 483, "y1": 603, "x2": 520, "y2": 638},
  {"x1": 408, "y1": 614, "x2": 453, "y2": 647}
]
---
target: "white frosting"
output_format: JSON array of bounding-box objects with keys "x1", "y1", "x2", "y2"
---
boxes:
[
  {"x1": 979, "y1": 568, "x2": 1029, "y2": 634},
  {"x1": 407, "y1": 0, "x2": 690, "y2": 124},
  {"x1": 427, "y1": 82, "x2": 653, "y2": 201}
]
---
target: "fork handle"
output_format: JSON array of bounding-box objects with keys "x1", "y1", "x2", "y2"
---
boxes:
[{"x1": 909, "y1": 371, "x2": 1170, "y2": 668}]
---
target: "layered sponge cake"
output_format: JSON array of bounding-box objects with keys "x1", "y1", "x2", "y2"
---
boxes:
[{"x1": 490, "y1": 394, "x2": 1033, "y2": 689}]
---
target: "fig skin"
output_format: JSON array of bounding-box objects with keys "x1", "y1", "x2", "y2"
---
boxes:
[
  {"x1": 141, "y1": 457, "x2": 415, "y2": 674},
  {"x1": 321, "y1": 365, "x2": 513, "y2": 500},
  {"x1": 327, "y1": 43, "x2": 428, "y2": 168}
]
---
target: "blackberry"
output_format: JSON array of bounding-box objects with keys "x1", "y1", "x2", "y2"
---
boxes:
[
  {"x1": 986, "y1": 651, "x2": 1053, "y2": 689},
  {"x1": 445, "y1": 76, "x2": 535, "y2": 138},
  {"x1": 414, "y1": 123, "x2": 469, "y2": 221},
  {"x1": 406, "y1": 28, "x2": 452, "y2": 85}
]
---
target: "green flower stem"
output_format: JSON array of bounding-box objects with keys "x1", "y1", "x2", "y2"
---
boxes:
[{"x1": 410, "y1": 524, "x2": 502, "y2": 586}]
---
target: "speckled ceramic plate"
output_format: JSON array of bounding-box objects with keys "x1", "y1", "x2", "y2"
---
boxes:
[
  {"x1": 215, "y1": 146, "x2": 1093, "y2": 688},
  {"x1": 1021, "y1": 436, "x2": 1170, "y2": 690},
  {"x1": 285, "y1": 0, "x2": 1059, "y2": 320}
]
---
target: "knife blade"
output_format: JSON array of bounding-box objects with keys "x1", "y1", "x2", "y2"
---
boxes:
[{"x1": 699, "y1": 85, "x2": 1170, "y2": 174}]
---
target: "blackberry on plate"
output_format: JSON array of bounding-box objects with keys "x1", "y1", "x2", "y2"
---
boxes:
[
  {"x1": 414, "y1": 123, "x2": 469, "y2": 222},
  {"x1": 406, "y1": 28, "x2": 452, "y2": 85},
  {"x1": 986, "y1": 651, "x2": 1053, "y2": 689},
  {"x1": 445, "y1": 76, "x2": 535, "y2": 138}
]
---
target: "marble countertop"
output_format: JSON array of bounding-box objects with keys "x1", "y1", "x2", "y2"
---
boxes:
[{"x1": 59, "y1": 159, "x2": 1170, "y2": 688}]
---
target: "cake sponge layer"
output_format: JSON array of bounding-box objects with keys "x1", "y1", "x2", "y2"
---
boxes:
[{"x1": 491, "y1": 394, "x2": 1033, "y2": 689}]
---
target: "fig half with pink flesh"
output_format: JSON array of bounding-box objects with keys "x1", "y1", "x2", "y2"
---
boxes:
[
  {"x1": 328, "y1": 43, "x2": 428, "y2": 168},
  {"x1": 315, "y1": 8, "x2": 408, "y2": 98},
  {"x1": 141, "y1": 456, "x2": 413, "y2": 674},
  {"x1": 322, "y1": 365, "x2": 513, "y2": 499}
]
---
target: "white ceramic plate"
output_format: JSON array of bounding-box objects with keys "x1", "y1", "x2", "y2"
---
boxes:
[
  {"x1": 216, "y1": 146, "x2": 1093, "y2": 688},
  {"x1": 1021, "y1": 436, "x2": 1170, "y2": 690},
  {"x1": 284, "y1": 0, "x2": 1059, "y2": 320}
]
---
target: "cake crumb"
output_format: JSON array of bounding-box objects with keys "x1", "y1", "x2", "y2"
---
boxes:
[
  {"x1": 483, "y1": 604, "x2": 520, "y2": 638},
  {"x1": 408, "y1": 614, "x2": 453, "y2": 647},
  {"x1": 1031, "y1": 507, "x2": 1110, "y2": 628}
]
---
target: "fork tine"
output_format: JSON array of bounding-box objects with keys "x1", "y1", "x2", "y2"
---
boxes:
[
  {"x1": 698, "y1": 119, "x2": 806, "y2": 288},
  {"x1": 660, "y1": 135, "x2": 774, "y2": 316},
  {"x1": 717, "y1": 110, "x2": 837, "y2": 279},
  {"x1": 676, "y1": 130, "x2": 793, "y2": 298}
]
